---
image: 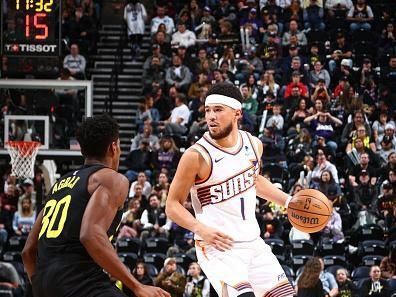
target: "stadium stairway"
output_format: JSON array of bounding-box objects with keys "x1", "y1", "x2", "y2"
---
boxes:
[{"x1": 88, "y1": 24, "x2": 151, "y2": 169}]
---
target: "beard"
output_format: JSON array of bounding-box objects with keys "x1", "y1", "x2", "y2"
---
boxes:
[{"x1": 209, "y1": 122, "x2": 233, "y2": 140}]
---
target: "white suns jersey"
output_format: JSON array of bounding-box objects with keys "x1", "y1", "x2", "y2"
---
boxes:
[{"x1": 190, "y1": 130, "x2": 261, "y2": 242}]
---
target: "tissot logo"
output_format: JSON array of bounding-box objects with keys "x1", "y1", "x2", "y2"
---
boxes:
[{"x1": 4, "y1": 44, "x2": 57, "y2": 53}]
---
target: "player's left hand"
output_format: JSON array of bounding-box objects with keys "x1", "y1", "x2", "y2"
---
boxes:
[{"x1": 196, "y1": 223, "x2": 234, "y2": 251}]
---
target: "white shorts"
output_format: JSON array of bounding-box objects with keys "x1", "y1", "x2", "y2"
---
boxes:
[{"x1": 195, "y1": 237, "x2": 295, "y2": 297}]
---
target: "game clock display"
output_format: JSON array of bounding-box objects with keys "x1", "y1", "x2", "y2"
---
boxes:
[{"x1": 1, "y1": 0, "x2": 61, "y2": 57}]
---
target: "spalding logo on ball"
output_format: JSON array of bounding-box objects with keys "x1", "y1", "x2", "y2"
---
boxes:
[{"x1": 287, "y1": 189, "x2": 332, "y2": 233}]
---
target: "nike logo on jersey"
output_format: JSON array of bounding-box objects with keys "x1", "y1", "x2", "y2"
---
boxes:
[{"x1": 214, "y1": 156, "x2": 225, "y2": 163}]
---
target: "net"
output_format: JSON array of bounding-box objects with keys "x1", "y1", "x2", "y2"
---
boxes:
[{"x1": 6, "y1": 141, "x2": 41, "y2": 178}]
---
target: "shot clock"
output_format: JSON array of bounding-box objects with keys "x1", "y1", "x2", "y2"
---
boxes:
[{"x1": 1, "y1": 0, "x2": 61, "y2": 57}]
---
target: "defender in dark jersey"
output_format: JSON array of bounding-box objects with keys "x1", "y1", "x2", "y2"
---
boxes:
[{"x1": 22, "y1": 115, "x2": 170, "y2": 297}]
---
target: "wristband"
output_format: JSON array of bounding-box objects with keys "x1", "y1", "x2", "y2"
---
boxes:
[{"x1": 285, "y1": 196, "x2": 293, "y2": 209}]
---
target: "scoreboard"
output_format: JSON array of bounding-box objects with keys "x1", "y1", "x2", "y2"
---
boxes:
[{"x1": 1, "y1": 0, "x2": 61, "y2": 57}]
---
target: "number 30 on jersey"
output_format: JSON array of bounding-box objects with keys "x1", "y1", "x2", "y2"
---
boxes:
[{"x1": 39, "y1": 195, "x2": 71, "y2": 239}]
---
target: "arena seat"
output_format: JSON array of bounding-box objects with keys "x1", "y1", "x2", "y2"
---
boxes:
[
  {"x1": 292, "y1": 255, "x2": 313, "y2": 272},
  {"x1": 2, "y1": 252, "x2": 21, "y2": 263},
  {"x1": 291, "y1": 239, "x2": 315, "y2": 256},
  {"x1": 143, "y1": 253, "x2": 167, "y2": 271},
  {"x1": 362, "y1": 255, "x2": 384, "y2": 267},
  {"x1": 118, "y1": 252, "x2": 138, "y2": 271},
  {"x1": 144, "y1": 237, "x2": 169, "y2": 254},
  {"x1": 116, "y1": 237, "x2": 142, "y2": 255},
  {"x1": 317, "y1": 241, "x2": 346, "y2": 257},
  {"x1": 6, "y1": 236, "x2": 27, "y2": 253},
  {"x1": 174, "y1": 253, "x2": 197, "y2": 272},
  {"x1": 145, "y1": 263, "x2": 159, "y2": 278},
  {"x1": 359, "y1": 240, "x2": 387, "y2": 257},
  {"x1": 323, "y1": 255, "x2": 347, "y2": 268},
  {"x1": 352, "y1": 266, "x2": 370, "y2": 281},
  {"x1": 265, "y1": 238, "x2": 286, "y2": 262}
]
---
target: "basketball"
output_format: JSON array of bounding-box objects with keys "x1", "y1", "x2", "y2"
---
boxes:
[{"x1": 287, "y1": 189, "x2": 332, "y2": 233}]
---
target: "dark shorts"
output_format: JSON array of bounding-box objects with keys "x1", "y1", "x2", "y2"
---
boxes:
[{"x1": 32, "y1": 261, "x2": 127, "y2": 297}]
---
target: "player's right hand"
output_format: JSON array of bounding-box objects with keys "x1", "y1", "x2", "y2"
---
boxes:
[
  {"x1": 196, "y1": 224, "x2": 234, "y2": 251},
  {"x1": 135, "y1": 285, "x2": 170, "y2": 297}
]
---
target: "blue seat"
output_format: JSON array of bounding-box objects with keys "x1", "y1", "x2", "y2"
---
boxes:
[
  {"x1": 116, "y1": 237, "x2": 142, "y2": 255},
  {"x1": 118, "y1": 252, "x2": 138, "y2": 271}
]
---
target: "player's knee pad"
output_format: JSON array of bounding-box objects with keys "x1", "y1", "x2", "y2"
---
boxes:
[{"x1": 237, "y1": 293, "x2": 255, "y2": 297}]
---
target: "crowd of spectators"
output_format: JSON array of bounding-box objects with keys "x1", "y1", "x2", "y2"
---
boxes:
[
  {"x1": 122, "y1": 0, "x2": 396, "y2": 295},
  {"x1": 1, "y1": 0, "x2": 396, "y2": 296}
]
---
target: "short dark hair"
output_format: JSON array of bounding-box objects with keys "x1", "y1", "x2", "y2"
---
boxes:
[
  {"x1": 76, "y1": 114, "x2": 119, "y2": 158},
  {"x1": 206, "y1": 82, "x2": 243, "y2": 103}
]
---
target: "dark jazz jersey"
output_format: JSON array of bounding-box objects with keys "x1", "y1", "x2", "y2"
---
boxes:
[{"x1": 33, "y1": 164, "x2": 124, "y2": 297}]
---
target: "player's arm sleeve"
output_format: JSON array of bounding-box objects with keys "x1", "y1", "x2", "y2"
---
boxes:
[{"x1": 22, "y1": 209, "x2": 44, "y2": 282}]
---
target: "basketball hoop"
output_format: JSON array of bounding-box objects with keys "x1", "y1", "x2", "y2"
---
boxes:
[{"x1": 6, "y1": 141, "x2": 41, "y2": 179}]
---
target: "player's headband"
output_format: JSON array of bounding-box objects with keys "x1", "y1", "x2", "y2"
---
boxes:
[{"x1": 205, "y1": 94, "x2": 242, "y2": 110}]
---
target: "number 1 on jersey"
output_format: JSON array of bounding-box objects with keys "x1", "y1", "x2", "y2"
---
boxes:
[{"x1": 240, "y1": 197, "x2": 246, "y2": 220}]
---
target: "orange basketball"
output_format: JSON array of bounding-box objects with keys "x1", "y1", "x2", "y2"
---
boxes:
[{"x1": 286, "y1": 189, "x2": 332, "y2": 233}]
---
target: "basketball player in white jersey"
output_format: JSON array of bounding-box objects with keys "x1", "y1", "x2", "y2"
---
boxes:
[{"x1": 166, "y1": 82, "x2": 295, "y2": 297}]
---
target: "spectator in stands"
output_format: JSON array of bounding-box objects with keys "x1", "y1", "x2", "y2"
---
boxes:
[
  {"x1": 12, "y1": 197, "x2": 35, "y2": 236},
  {"x1": 188, "y1": 72, "x2": 209, "y2": 101},
  {"x1": 131, "y1": 124, "x2": 160, "y2": 152},
  {"x1": 153, "y1": 87, "x2": 173, "y2": 121},
  {"x1": 352, "y1": 169, "x2": 378, "y2": 211},
  {"x1": 258, "y1": 71, "x2": 280, "y2": 100},
  {"x1": 380, "y1": 250, "x2": 396, "y2": 280},
  {"x1": 380, "y1": 56, "x2": 396, "y2": 96},
  {"x1": 142, "y1": 55, "x2": 166, "y2": 94},
  {"x1": 129, "y1": 184, "x2": 147, "y2": 211},
  {"x1": 349, "y1": 152, "x2": 377, "y2": 186},
  {"x1": 296, "y1": 257, "x2": 323, "y2": 297},
  {"x1": 303, "y1": 0, "x2": 325, "y2": 31},
  {"x1": 144, "y1": 43, "x2": 169, "y2": 72},
  {"x1": 240, "y1": 8, "x2": 264, "y2": 42},
  {"x1": 184, "y1": 262, "x2": 210, "y2": 297},
  {"x1": 378, "y1": 136, "x2": 396, "y2": 166},
  {"x1": 378, "y1": 23, "x2": 396, "y2": 60},
  {"x1": 136, "y1": 95, "x2": 161, "y2": 133},
  {"x1": 284, "y1": 70, "x2": 309, "y2": 109},
  {"x1": 260, "y1": 127, "x2": 286, "y2": 165},
  {"x1": 311, "y1": 79, "x2": 331, "y2": 106},
  {"x1": 336, "y1": 268, "x2": 357, "y2": 297},
  {"x1": 317, "y1": 170, "x2": 341, "y2": 201},
  {"x1": 282, "y1": 20, "x2": 307, "y2": 48},
  {"x1": 171, "y1": 22, "x2": 196, "y2": 49},
  {"x1": 286, "y1": 128, "x2": 313, "y2": 164},
  {"x1": 153, "y1": 31, "x2": 172, "y2": 57},
  {"x1": 319, "y1": 257, "x2": 339, "y2": 297},
  {"x1": 133, "y1": 261, "x2": 154, "y2": 286},
  {"x1": 155, "y1": 258, "x2": 186, "y2": 297},
  {"x1": 325, "y1": 0, "x2": 353, "y2": 19},
  {"x1": 328, "y1": 32, "x2": 353, "y2": 75},
  {"x1": 376, "y1": 182, "x2": 396, "y2": 231},
  {"x1": 373, "y1": 113, "x2": 395, "y2": 149},
  {"x1": 129, "y1": 172, "x2": 152, "y2": 198},
  {"x1": 283, "y1": 0, "x2": 304, "y2": 26},
  {"x1": 117, "y1": 199, "x2": 141, "y2": 239},
  {"x1": 161, "y1": 93, "x2": 189, "y2": 137},
  {"x1": 346, "y1": 0, "x2": 374, "y2": 32},
  {"x1": 151, "y1": 5, "x2": 175, "y2": 36},
  {"x1": 282, "y1": 55, "x2": 309, "y2": 87},
  {"x1": 259, "y1": 206, "x2": 283, "y2": 239},
  {"x1": 0, "y1": 184, "x2": 18, "y2": 213},
  {"x1": 304, "y1": 111, "x2": 342, "y2": 154},
  {"x1": 200, "y1": 6, "x2": 216, "y2": 29},
  {"x1": 341, "y1": 110, "x2": 371, "y2": 148},
  {"x1": 241, "y1": 84, "x2": 258, "y2": 127},
  {"x1": 68, "y1": 6, "x2": 97, "y2": 54},
  {"x1": 124, "y1": 139, "x2": 153, "y2": 182},
  {"x1": 0, "y1": 199, "x2": 10, "y2": 249},
  {"x1": 311, "y1": 149, "x2": 339, "y2": 187},
  {"x1": 346, "y1": 125, "x2": 376, "y2": 154},
  {"x1": 309, "y1": 60, "x2": 331, "y2": 89},
  {"x1": 124, "y1": 0, "x2": 147, "y2": 59},
  {"x1": 360, "y1": 265, "x2": 391, "y2": 297},
  {"x1": 165, "y1": 55, "x2": 192, "y2": 92},
  {"x1": 63, "y1": 44, "x2": 86, "y2": 79},
  {"x1": 266, "y1": 104, "x2": 284, "y2": 132},
  {"x1": 140, "y1": 193, "x2": 171, "y2": 240},
  {"x1": 214, "y1": 0, "x2": 237, "y2": 25},
  {"x1": 152, "y1": 135, "x2": 181, "y2": 178}
]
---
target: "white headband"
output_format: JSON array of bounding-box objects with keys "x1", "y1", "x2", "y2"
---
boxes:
[{"x1": 205, "y1": 94, "x2": 242, "y2": 110}]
